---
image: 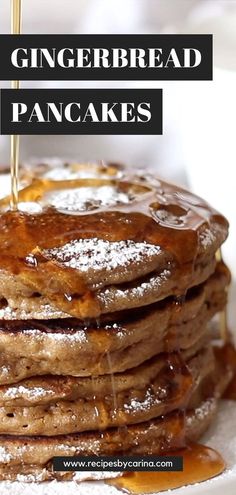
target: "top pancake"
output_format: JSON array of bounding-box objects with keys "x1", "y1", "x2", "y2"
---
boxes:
[{"x1": 0, "y1": 162, "x2": 228, "y2": 319}]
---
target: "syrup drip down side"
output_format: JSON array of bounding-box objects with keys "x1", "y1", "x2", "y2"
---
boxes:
[
  {"x1": 0, "y1": 162, "x2": 234, "y2": 488},
  {"x1": 0, "y1": 2, "x2": 233, "y2": 489}
]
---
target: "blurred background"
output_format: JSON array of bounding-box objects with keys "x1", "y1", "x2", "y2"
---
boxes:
[{"x1": 0, "y1": 0, "x2": 236, "y2": 292}]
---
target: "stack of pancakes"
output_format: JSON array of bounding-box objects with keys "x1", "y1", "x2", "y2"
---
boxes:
[{"x1": 0, "y1": 162, "x2": 233, "y2": 482}]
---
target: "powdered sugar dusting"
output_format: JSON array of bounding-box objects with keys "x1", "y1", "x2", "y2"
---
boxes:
[
  {"x1": 0, "y1": 304, "x2": 68, "y2": 320},
  {"x1": 22, "y1": 328, "x2": 88, "y2": 345},
  {"x1": 200, "y1": 229, "x2": 216, "y2": 249},
  {"x1": 99, "y1": 268, "x2": 171, "y2": 308},
  {"x1": 45, "y1": 239, "x2": 160, "y2": 272},
  {"x1": 45, "y1": 185, "x2": 132, "y2": 212},
  {"x1": 72, "y1": 471, "x2": 122, "y2": 482},
  {"x1": 0, "y1": 446, "x2": 13, "y2": 463},
  {"x1": 186, "y1": 398, "x2": 215, "y2": 427},
  {"x1": 16, "y1": 470, "x2": 48, "y2": 483},
  {"x1": 123, "y1": 388, "x2": 157, "y2": 414},
  {"x1": 3, "y1": 385, "x2": 55, "y2": 401},
  {"x1": 0, "y1": 365, "x2": 11, "y2": 377}
]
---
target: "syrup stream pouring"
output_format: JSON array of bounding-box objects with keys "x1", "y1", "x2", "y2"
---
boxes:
[{"x1": 10, "y1": 0, "x2": 22, "y2": 210}]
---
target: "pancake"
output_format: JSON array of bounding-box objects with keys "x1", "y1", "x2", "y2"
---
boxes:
[
  {"x1": 0, "y1": 262, "x2": 229, "y2": 383},
  {"x1": 0, "y1": 347, "x2": 213, "y2": 436},
  {"x1": 0, "y1": 253, "x2": 217, "y2": 319},
  {"x1": 0, "y1": 162, "x2": 228, "y2": 319},
  {"x1": 0, "y1": 345, "x2": 232, "y2": 482},
  {"x1": 0, "y1": 346, "x2": 213, "y2": 407},
  {"x1": 0, "y1": 162, "x2": 232, "y2": 483},
  {"x1": 0, "y1": 238, "x2": 165, "y2": 294}
]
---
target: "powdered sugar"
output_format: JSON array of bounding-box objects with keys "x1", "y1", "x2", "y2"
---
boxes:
[
  {"x1": 199, "y1": 229, "x2": 216, "y2": 249},
  {"x1": 45, "y1": 185, "x2": 131, "y2": 212},
  {"x1": 45, "y1": 238, "x2": 160, "y2": 272},
  {"x1": 99, "y1": 268, "x2": 171, "y2": 308},
  {"x1": 0, "y1": 304, "x2": 69, "y2": 321},
  {"x1": 186, "y1": 398, "x2": 215, "y2": 428},
  {"x1": 0, "y1": 446, "x2": 13, "y2": 463},
  {"x1": 3, "y1": 385, "x2": 55, "y2": 401},
  {"x1": 22, "y1": 328, "x2": 87, "y2": 345},
  {"x1": 72, "y1": 471, "x2": 122, "y2": 482},
  {"x1": 0, "y1": 366, "x2": 11, "y2": 377},
  {"x1": 16, "y1": 471, "x2": 48, "y2": 483},
  {"x1": 123, "y1": 388, "x2": 156, "y2": 414}
]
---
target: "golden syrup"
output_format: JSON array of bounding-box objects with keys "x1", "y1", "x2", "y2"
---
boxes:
[
  {"x1": 107, "y1": 443, "x2": 225, "y2": 494},
  {"x1": 0, "y1": 175, "x2": 228, "y2": 262},
  {"x1": 10, "y1": 0, "x2": 22, "y2": 210},
  {"x1": 91, "y1": 375, "x2": 100, "y2": 420},
  {"x1": 106, "y1": 350, "x2": 118, "y2": 413},
  {"x1": 0, "y1": 166, "x2": 229, "y2": 318},
  {"x1": 2, "y1": 7, "x2": 232, "y2": 490}
]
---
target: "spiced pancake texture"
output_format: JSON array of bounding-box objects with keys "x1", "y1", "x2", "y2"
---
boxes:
[
  {"x1": 0, "y1": 347, "x2": 232, "y2": 482},
  {"x1": 0, "y1": 162, "x2": 228, "y2": 319},
  {"x1": 0, "y1": 263, "x2": 229, "y2": 383},
  {"x1": 0, "y1": 347, "x2": 213, "y2": 436},
  {"x1": 0, "y1": 162, "x2": 233, "y2": 482}
]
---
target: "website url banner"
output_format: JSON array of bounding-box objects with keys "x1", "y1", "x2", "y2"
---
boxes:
[{"x1": 53, "y1": 455, "x2": 183, "y2": 472}]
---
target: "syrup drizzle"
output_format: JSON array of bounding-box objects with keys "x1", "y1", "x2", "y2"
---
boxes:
[
  {"x1": 2, "y1": 7, "x2": 232, "y2": 493},
  {"x1": 106, "y1": 443, "x2": 226, "y2": 494},
  {"x1": 106, "y1": 351, "x2": 118, "y2": 413},
  {"x1": 1, "y1": 163, "x2": 232, "y2": 490},
  {"x1": 0, "y1": 169, "x2": 229, "y2": 318},
  {"x1": 2, "y1": 16, "x2": 233, "y2": 479}
]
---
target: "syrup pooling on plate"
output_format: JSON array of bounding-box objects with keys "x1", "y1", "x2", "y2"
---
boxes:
[
  {"x1": 107, "y1": 443, "x2": 226, "y2": 494},
  {"x1": 0, "y1": 165, "x2": 228, "y2": 318}
]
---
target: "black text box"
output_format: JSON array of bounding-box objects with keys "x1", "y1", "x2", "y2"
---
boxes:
[
  {"x1": 0, "y1": 88, "x2": 163, "y2": 135},
  {"x1": 0, "y1": 34, "x2": 212, "y2": 80}
]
